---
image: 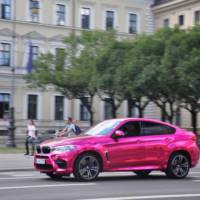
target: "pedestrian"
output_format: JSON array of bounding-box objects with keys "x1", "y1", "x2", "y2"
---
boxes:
[
  {"x1": 24, "y1": 120, "x2": 37, "y2": 156},
  {"x1": 58, "y1": 117, "x2": 77, "y2": 137}
]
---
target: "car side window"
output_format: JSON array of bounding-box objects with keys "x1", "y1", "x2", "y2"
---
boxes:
[
  {"x1": 119, "y1": 122, "x2": 141, "y2": 137},
  {"x1": 141, "y1": 122, "x2": 175, "y2": 136}
]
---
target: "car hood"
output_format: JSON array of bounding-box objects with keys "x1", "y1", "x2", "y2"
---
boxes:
[{"x1": 40, "y1": 134, "x2": 102, "y2": 147}]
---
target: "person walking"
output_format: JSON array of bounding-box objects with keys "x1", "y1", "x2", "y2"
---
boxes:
[{"x1": 25, "y1": 120, "x2": 37, "y2": 156}]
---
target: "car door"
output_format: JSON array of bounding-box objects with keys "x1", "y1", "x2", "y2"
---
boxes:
[
  {"x1": 105, "y1": 121, "x2": 146, "y2": 169},
  {"x1": 140, "y1": 121, "x2": 176, "y2": 166}
]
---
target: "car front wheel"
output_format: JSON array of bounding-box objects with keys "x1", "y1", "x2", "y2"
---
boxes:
[
  {"x1": 73, "y1": 153, "x2": 100, "y2": 181},
  {"x1": 165, "y1": 153, "x2": 190, "y2": 179}
]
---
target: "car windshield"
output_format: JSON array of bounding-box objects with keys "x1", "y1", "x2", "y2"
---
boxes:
[{"x1": 85, "y1": 119, "x2": 122, "y2": 136}]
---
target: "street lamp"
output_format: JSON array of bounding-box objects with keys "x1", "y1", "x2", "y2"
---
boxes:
[{"x1": 6, "y1": 0, "x2": 16, "y2": 147}]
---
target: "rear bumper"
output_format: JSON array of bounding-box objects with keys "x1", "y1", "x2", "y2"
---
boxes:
[
  {"x1": 190, "y1": 145, "x2": 200, "y2": 168},
  {"x1": 34, "y1": 153, "x2": 74, "y2": 175}
]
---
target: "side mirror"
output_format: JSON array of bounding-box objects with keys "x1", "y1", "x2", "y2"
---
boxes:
[{"x1": 113, "y1": 130, "x2": 125, "y2": 139}]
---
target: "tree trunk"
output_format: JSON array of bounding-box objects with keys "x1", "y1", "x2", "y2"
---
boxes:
[
  {"x1": 138, "y1": 107, "x2": 144, "y2": 118},
  {"x1": 89, "y1": 110, "x2": 94, "y2": 126},
  {"x1": 111, "y1": 102, "x2": 117, "y2": 118},
  {"x1": 80, "y1": 95, "x2": 94, "y2": 126},
  {"x1": 168, "y1": 101, "x2": 174, "y2": 124},
  {"x1": 191, "y1": 110, "x2": 198, "y2": 135},
  {"x1": 127, "y1": 98, "x2": 134, "y2": 117},
  {"x1": 161, "y1": 107, "x2": 166, "y2": 122},
  {"x1": 175, "y1": 107, "x2": 181, "y2": 126}
]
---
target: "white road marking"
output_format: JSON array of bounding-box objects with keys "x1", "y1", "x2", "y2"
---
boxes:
[
  {"x1": 12, "y1": 174, "x2": 35, "y2": 177},
  {"x1": 0, "y1": 183, "x2": 95, "y2": 190},
  {"x1": 0, "y1": 177, "x2": 42, "y2": 180},
  {"x1": 81, "y1": 194, "x2": 200, "y2": 200}
]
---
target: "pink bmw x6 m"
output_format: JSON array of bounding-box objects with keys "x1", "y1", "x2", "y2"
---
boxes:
[{"x1": 34, "y1": 118, "x2": 199, "y2": 181}]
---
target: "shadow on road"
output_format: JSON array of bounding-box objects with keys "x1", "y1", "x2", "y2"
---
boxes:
[{"x1": 40, "y1": 174, "x2": 195, "y2": 182}]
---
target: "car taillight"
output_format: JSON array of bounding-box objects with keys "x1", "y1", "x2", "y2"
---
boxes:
[
  {"x1": 191, "y1": 133, "x2": 198, "y2": 144},
  {"x1": 193, "y1": 134, "x2": 197, "y2": 142}
]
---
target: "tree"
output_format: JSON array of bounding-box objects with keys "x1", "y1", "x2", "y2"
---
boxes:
[
  {"x1": 97, "y1": 41, "x2": 128, "y2": 118},
  {"x1": 119, "y1": 35, "x2": 159, "y2": 118},
  {"x1": 138, "y1": 28, "x2": 184, "y2": 123},
  {"x1": 25, "y1": 30, "x2": 116, "y2": 125},
  {"x1": 175, "y1": 26, "x2": 200, "y2": 133}
]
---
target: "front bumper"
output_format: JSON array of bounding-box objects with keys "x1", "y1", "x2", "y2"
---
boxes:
[{"x1": 34, "y1": 152, "x2": 75, "y2": 175}]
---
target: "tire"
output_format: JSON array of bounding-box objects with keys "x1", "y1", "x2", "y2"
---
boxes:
[
  {"x1": 134, "y1": 170, "x2": 151, "y2": 177},
  {"x1": 73, "y1": 153, "x2": 100, "y2": 181},
  {"x1": 46, "y1": 172, "x2": 63, "y2": 179},
  {"x1": 165, "y1": 153, "x2": 190, "y2": 179}
]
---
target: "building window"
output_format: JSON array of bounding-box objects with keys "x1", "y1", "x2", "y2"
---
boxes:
[
  {"x1": 1, "y1": 0, "x2": 11, "y2": 20},
  {"x1": 27, "y1": 95, "x2": 38, "y2": 119},
  {"x1": 80, "y1": 97, "x2": 90, "y2": 121},
  {"x1": 178, "y1": 15, "x2": 184, "y2": 26},
  {"x1": 163, "y1": 18, "x2": 169, "y2": 28},
  {"x1": 129, "y1": 13, "x2": 137, "y2": 34},
  {"x1": 106, "y1": 11, "x2": 114, "y2": 30},
  {"x1": 30, "y1": 0, "x2": 40, "y2": 22},
  {"x1": 31, "y1": 46, "x2": 39, "y2": 61},
  {"x1": 55, "y1": 96, "x2": 64, "y2": 120},
  {"x1": 81, "y1": 7, "x2": 90, "y2": 29},
  {"x1": 0, "y1": 93, "x2": 10, "y2": 119},
  {"x1": 0, "y1": 43, "x2": 11, "y2": 66},
  {"x1": 194, "y1": 11, "x2": 200, "y2": 25},
  {"x1": 56, "y1": 4, "x2": 65, "y2": 25},
  {"x1": 104, "y1": 98, "x2": 113, "y2": 120}
]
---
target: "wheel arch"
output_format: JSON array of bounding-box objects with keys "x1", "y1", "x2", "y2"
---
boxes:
[{"x1": 74, "y1": 150, "x2": 104, "y2": 172}]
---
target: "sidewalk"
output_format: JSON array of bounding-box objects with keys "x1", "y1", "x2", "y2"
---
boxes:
[{"x1": 0, "y1": 154, "x2": 34, "y2": 172}]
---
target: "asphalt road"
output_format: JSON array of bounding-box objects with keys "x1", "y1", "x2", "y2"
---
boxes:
[{"x1": 1, "y1": 167, "x2": 200, "y2": 200}]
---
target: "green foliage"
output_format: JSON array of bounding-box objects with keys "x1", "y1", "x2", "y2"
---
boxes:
[
  {"x1": 25, "y1": 26, "x2": 200, "y2": 132},
  {"x1": 25, "y1": 30, "x2": 116, "y2": 125}
]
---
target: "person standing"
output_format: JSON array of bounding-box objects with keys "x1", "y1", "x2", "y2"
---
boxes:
[{"x1": 25, "y1": 120, "x2": 37, "y2": 156}]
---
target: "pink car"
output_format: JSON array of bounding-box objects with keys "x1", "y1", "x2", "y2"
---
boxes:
[{"x1": 34, "y1": 118, "x2": 199, "y2": 181}]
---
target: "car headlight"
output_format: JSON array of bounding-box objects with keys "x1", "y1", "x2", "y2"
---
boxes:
[{"x1": 52, "y1": 145, "x2": 76, "y2": 153}]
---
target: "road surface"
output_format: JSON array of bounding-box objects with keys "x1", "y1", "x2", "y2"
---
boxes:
[{"x1": 1, "y1": 167, "x2": 200, "y2": 200}]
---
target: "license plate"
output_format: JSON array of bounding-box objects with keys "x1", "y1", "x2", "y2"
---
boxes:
[{"x1": 36, "y1": 158, "x2": 45, "y2": 165}]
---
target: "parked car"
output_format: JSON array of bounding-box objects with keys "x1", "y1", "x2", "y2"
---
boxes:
[
  {"x1": 36, "y1": 129, "x2": 58, "y2": 144},
  {"x1": 34, "y1": 118, "x2": 200, "y2": 181}
]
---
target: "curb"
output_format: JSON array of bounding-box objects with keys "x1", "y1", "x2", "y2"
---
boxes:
[{"x1": 0, "y1": 168, "x2": 34, "y2": 172}]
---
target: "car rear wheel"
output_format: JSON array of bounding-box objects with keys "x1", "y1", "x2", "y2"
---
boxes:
[
  {"x1": 134, "y1": 170, "x2": 151, "y2": 177},
  {"x1": 73, "y1": 153, "x2": 100, "y2": 181},
  {"x1": 46, "y1": 172, "x2": 63, "y2": 179},
  {"x1": 165, "y1": 153, "x2": 190, "y2": 179}
]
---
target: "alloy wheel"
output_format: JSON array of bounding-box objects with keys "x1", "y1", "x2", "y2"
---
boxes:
[
  {"x1": 171, "y1": 154, "x2": 189, "y2": 178},
  {"x1": 74, "y1": 153, "x2": 100, "y2": 181},
  {"x1": 166, "y1": 153, "x2": 190, "y2": 179}
]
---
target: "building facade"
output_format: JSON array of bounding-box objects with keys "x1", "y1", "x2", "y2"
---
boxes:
[
  {"x1": 0, "y1": 0, "x2": 155, "y2": 141},
  {"x1": 152, "y1": 0, "x2": 200, "y2": 29}
]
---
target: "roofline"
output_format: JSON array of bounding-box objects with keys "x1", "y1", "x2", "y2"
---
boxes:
[
  {"x1": 152, "y1": 0, "x2": 200, "y2": 14},
  {"x1": 106, "y1": 117, "x2": 178, "y2": 129}
]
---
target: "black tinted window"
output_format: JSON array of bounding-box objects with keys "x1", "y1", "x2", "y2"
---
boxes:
[
  {"x1": 141, "y1": 122, "x2": 175, "y2": 136},
  {"x1": 119, "y1": 122, "x2": 140, "y2": 137}
]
